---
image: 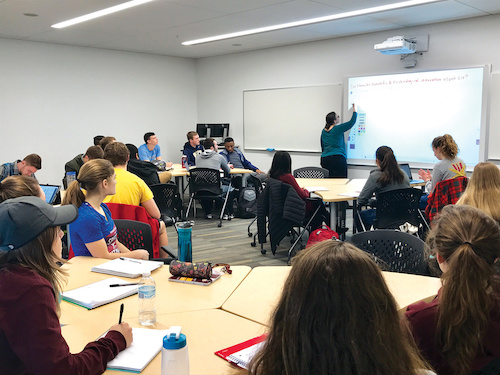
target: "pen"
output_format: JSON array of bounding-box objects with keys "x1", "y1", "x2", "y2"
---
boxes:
[
  {"x1": 119, "y1": 257, "x2": 141, "y2": 264},
  {"x1": 118, "y1": 303, "x2": 124, "y2": 324},
  {"x1": 110, "y1": 283, "x2": 143, "y2": 287}
]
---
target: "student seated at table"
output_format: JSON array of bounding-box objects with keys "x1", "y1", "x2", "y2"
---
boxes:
[
  {"x1": 456, "y1": 162, "x2": 500, "y2": 223},
  {"x1": 0, "y1": 175, "x2": 46, "y2": 202},
  {"x1": 62, "y1": 159, "x2": 149, "y2": 260},
  {"x1": 103, "y1": 142, "x2": 169, "y2": 253},
  {"x1": 182, "y1": 131, "x2": 204, "y2": 167},
  {"x1": 405, "y1": 205, "x2": 500, "y2": 375},
  {"x1": 194, "y1": 137, "x2": 233, "y2": 219},
  {"x1": 356, "y1": 146, "x2": 410, "y2": 230},
  {"x1": 268, "y1": 150, "x2": 328, "y2": 230},
  {"x1": 0, "y1": 196, "x2": 133, "y2": 374},
  {"x1": 417, "y1": 134, "x2": 466, "y2": 208},
  {"x1": 219, "y1": 137, "x2": 265, "y2": 188},
  {"x1": 246, "y1": 240, "x2": 434, "y2": 375}
]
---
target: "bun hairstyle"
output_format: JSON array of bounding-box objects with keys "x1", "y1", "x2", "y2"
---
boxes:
[
  {"x1": 325, "y1": 112, "x2": 337, "y2": 130},
  {"x1": 432, "y1": 134, "x2": 458, "y2": 159},
  {"x1": 375, "y1": 146, "x2": 405, "y2": 187},
  {"x1": 62, "y1": 159, "x2": 115, "y2": 208},
  {"x1": 426, "y1": 205, "x2": 500, "y2": 375}
]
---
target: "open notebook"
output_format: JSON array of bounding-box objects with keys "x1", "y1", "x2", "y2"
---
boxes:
[
  {"x1": 104, "y1": 328, "x2": 167, "y2": 373},
  {"x1": 91, "y1": 258, "x2": 163, "y2": 278},
  {"x1": 62, "y1": 278, "x2": 138, "y2": 309}
]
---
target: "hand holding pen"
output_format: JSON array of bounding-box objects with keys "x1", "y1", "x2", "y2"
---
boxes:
[{"x1": 109, "y1": 303, "x2": 133, "y2": 347}]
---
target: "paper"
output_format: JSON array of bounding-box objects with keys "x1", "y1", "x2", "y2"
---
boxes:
[
  {"x1": 62, "y1": 278, "x2": 138, "y2": 309},
  {"x1": 215, "y1": 334, "x2": 267, "y2": 370},
  {"x1": 304, "y1": 186, "x2": 328, "y2": 192},
  {"x1": 91, "y1": 258, "x2": 163, "y2": 278},
  {"x1": 105, "y1": 328, "x2": 167, "y2": 372},
  {"x1": 338, "y1": 191, "x2": 361, "y2": 198}
]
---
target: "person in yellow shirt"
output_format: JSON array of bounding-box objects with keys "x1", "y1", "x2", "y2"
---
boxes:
[{"x1": 103, "y1": 142, "x2": 169, "y2": 256}]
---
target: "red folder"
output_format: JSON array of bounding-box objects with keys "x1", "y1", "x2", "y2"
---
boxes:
[{"x1": 214, "y1": 334, "x2": 267, "y2": 369}]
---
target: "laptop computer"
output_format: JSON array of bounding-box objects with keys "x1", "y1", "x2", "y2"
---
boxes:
[
  {"x1": 40, "y1": 184, "x2": 61, "y2": 204},
  {"x1": 399, "y1": 163, "x2": 424, "y2": 184}
]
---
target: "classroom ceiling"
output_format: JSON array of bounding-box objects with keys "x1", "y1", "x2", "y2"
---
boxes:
[{"x1": 0, "y1": 0, "x2": 499, "y2": 59}]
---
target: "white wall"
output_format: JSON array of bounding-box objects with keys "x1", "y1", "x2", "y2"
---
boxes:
[
  {"x1": 0, "y1": 39, "x2": 197, "y2": 184},
  {"x1": 196, "y1": 14, "x2": 500, "y2": 178}
]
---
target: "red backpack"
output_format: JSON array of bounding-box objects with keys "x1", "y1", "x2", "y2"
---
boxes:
[{"x1": 306, "y1": 225, "x2": 339, "y2": 248}]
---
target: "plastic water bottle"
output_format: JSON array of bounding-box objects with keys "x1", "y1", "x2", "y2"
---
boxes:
[
  {"x1": 138, "y1": 271, "x2": 156, "y2": 326},
  {"x1": 65, "y1": 171, "x2": 77, "y2": 187},
  {"x1": 181, "y1": 155, "x2": 187, "y2": 169},
  {"x1": 161, "y1": 327, "x2": 189, "y2": 375},
  {"x1": 176, "y1": 221, "x2": 193, "y2": 262}
]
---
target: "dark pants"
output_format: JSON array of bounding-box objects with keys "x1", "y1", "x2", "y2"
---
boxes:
[{"x1": 321, "y1": 155, "x2": 348, "y2": 178}]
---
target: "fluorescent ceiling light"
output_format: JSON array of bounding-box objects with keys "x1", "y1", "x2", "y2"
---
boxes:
[
  {"x1": 52, "y1": 0, "x2": 154, "y2": 29},
  {"x1": 182, "y1": 0, "x2": 442, "y2": 45}
]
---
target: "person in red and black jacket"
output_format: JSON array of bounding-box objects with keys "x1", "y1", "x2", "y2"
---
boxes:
[{"x1": 268, "y1": 151, "x2": 328, "y2": 230}]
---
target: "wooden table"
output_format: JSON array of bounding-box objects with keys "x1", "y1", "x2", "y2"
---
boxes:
[
  {"x1": 222, "y1": 266, "x2": 441, "y2": 326},
  {"x1": 62, "y1": 309, "x2": 266, "y2": 374},
  {"x1": 60, "y1": 257, "x2": 251, "y2": 324}
]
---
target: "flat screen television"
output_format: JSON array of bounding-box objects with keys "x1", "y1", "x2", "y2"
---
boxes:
[{"x1": 196, "y1": 123, "x2": 229, "y2": 140}]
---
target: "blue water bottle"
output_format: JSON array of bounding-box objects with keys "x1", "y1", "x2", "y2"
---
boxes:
[{"x1": 176, "y1": 221, "x2": 194, "y2": 262}]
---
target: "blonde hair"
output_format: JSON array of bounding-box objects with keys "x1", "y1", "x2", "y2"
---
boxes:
[
  {"x1": 62, "y1": 159, "x2": 114, "y2": 207},
  {"x1": 456, "y1": 162, "x2": 500, "y2": 222},
  {"x1": 426, "y1": 205, "x2": 500, "y2": 375}
]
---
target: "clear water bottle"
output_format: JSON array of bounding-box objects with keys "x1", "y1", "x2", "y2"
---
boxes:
[
  {"x1": 161, "y1": 327, "x2": 189, "y2": 375},
  {"x1": 65, "y1": 171, "x2": 77, "y2": 187},
  {"x1": 138, "y1": 271, "x2": 156, "y2": 326}
]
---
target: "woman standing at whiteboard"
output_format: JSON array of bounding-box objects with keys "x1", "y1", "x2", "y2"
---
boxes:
[{"x1": 320, "y1": 103, "x2": 357, "y2": 178}]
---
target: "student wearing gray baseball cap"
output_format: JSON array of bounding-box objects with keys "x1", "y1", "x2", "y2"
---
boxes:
[{"x1": 0, "y1": 196, "x2": 133, "y2": 374}]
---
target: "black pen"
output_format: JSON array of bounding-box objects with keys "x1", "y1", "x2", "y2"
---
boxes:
[
  {"x1": 119, "y1": 303, "x2": 124, "y2": 324},
  {"x1": 119, "y1": 257, "x2": 141, "y2": 264},
  {"x1": 110, "y1": 283, "x2": 142, "y2": 287}
]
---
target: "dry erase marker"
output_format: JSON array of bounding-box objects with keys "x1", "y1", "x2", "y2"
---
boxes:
[
  {"x1": 119, "y1": 303, "x2": 124, "y2": 324},
  {"x1": 119, "y1": 257, "x2": 141, "y2": 264},
  {"x1": 110, "y1": 283, "x2": 143, "y2": 287}
]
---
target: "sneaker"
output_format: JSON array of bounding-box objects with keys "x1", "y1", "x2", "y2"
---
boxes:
[
  {"x1": 205, "y1": 213, "x2": 213, "y2": 219},
  {"x1": 222, "y1": 214, "x2": 229, "y2": 220},
  {"x1": 229, "y1": 214, "x2": 234, "y2": 219}
]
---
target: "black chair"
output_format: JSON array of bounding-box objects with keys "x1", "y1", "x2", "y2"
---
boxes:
[
  {"x1": 247, "y1": 175, "x2": 266, "y2": 239},
  {"x1": 114, "y1": 219, "x2": 177, "y2": 264},
  {"x1": 149, "y1": 183, "x2": 184, "y2": 231},
  {"x1": 350, "y1": 229, "x2": 430, "y2": 275},
  {"x1": 357, "y1": 188, "x2": 426, "y2": 233},
  {"x1": 186, "y1": 168, "x2": 231, "y2": 227},
  {"x1": 293, "y1": 167, "x2": 329, "y2": 179}
]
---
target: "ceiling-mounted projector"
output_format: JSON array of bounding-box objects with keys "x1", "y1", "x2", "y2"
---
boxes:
[{"x1": 374, "y1": 36, "x2": 416, "y2": 55}]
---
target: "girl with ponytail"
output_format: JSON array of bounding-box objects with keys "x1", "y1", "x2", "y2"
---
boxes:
[
  {"x1": 62, "y1": 159, "x2": 149, "y2": 260},
  {"x1": 356, "y1": 146, "x2": 409, "y2": 229},
  {"x1": 405, "y1": 204, "x2": 500, "y2": 375}
]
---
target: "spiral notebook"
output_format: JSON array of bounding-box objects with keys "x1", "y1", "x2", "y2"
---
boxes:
[{"x1": 215, "y1": 334, "x2": 267, "y2": 370}]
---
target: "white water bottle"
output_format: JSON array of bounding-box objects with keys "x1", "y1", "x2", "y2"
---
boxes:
[
  {"x1": 161, "y1": 326, "x2": 189, "y2": 375},
  {"x1": 138, "y1": 271, "x2": 156, "y2": 326}
]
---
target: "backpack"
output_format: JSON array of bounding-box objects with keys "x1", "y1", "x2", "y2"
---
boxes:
[
  {"x1": 235, "y1": 187, "x2": 257, "y2": 219},
  {"x1": 306, "y1": 225, "x2": 339, "y2": 248}
]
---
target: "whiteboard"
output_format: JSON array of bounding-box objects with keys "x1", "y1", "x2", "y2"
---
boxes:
[
  {"x1": 488, "y1": 74, "x2": 500, "y2": 160},
  {"x1": 243, "y1": 84, "x2": 342, "y2": 152}
]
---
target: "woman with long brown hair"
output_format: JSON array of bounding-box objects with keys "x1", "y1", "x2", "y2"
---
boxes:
[
  {"x1": 405, "y1": 204, "x2": 500, "y2": 374},
  {"x1": 62, "y1": 158, "x2": 148, "y2": 259},
  {"x1": 248, "y1": 240, "x2": 433, "y2": 375},
  {"x1": 456, "y1": 162, "x2": 500, "y2": 222},
  {"x1": 356, "y1": 145, "x2": 410, "y2": 229},
  {"x1": 0, "y1": 175, "x2": 45, "y2": 202},
  {"x1": 0, "y1": 196, "x2": 133, "y2": 374}
]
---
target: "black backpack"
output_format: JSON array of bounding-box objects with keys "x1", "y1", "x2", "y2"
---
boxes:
[{"x1": 235, "y1": 187, "x2": 257, "y2": 219}]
